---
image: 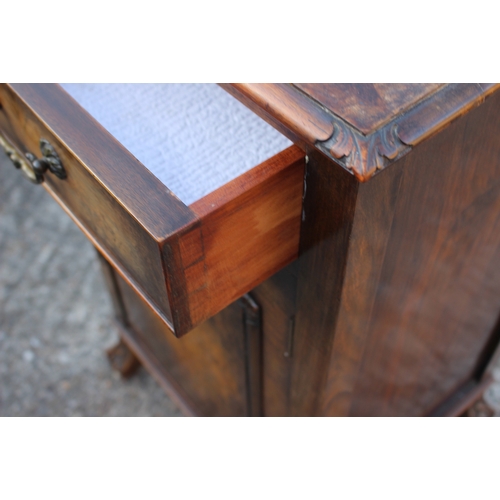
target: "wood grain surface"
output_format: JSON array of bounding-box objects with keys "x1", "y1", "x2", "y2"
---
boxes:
[
  {"x1": 294, "y1": 83, "x2": 444, "y2": 134},
  {"x1": 224, "y1": 83, "x2": 500, "y2": 182},
  {"x1": 320, "y1": 89, "x2": 500, "y2": 416},
  {"x1": 0, "y1": 83, "x2": 184, "y2": 325},
  {"x1": 4, "y1": 82, "x2": 500, "y2": 416},
  {"x1": 318, "y1": 164, "x2": 404, "y2": 416},
  {"x1": 116, "y1": 272, "x2": 254, "y2": 417},
  {"x1": 251, "y1": 262, "x2": 299, "y2": 416},
  {"x1": 220, "y1": 83, "x2": 334, "y2": 144},
  {"x1": 182, "y1": 145, "x2": 304, "y2": 333},
  {"x1": 2, "y1": 84, "x2": 193, "y2": 237},
  {"x1": 288, "y1": 148, "x2": 359, "y2": 416}
]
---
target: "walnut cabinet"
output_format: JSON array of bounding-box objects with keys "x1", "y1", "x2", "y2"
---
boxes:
[{"x1": 1, "y1": 83, "x2": 500, "y2": 416}]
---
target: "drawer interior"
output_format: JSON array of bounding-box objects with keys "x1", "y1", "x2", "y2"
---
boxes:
[
  {"x1": 60, "y1": 83, "x2": 292, "y2": 205},
  {"x1": 0, "y1": 83, "x2": 305, "y2": 337}
]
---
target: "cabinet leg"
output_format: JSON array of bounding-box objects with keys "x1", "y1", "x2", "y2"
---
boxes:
[
  {"x1": 96, "y1": 249, "x2": 140, "y2": 378},
  {"x1": 106, "y1": 339, "x2": 140, "y2": 378},
  {"x1": 465, "y1": 397, "x2": 495, "y2": 417}
]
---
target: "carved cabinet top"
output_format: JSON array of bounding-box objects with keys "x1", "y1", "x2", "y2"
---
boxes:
[{"x1": 222, "y1": 83, "x2": 500, "y2": 182}]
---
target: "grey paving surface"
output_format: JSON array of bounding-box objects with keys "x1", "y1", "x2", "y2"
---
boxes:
[
  {"x1": 1, "y1": 152, "x2": 499, "y2": 417},
  {"x1": 0, "y1": 153, "x2": 182, "y2": 416}
]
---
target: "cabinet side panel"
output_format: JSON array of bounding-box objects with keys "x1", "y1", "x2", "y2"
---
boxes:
[
  {"x1": 289, "y1": 151, "x2": 359, "y2": 416},
  {"x1": 320, "y1": 165, "x2": 404, "y2": 416},
  {"x1": 349, "y1": 91, "x2": 500, "y2": 416}
]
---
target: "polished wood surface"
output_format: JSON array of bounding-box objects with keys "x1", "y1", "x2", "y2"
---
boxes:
[
  {"x1": 106, "y1": 250, "x2": 299, "y2": 417},
  {"x1": 0, "y1": 83, "x2": 305, "y2": 337},
  {"x1": 289, "y1": 150, "x2": 359, "y2": 416},
  {"x1": 430, "y1": 376, "x2": 493, "y2": 417},
  {"x1": 0, "y1": 83, "x2": 188, "y2": 326},
  {"x1": 224, "y1": 83, "x2": 500, "y2": 181},
  {"x1": 294, "y1": 83, "x2": 444, "y2": 134},
  {"x1": 290, "y1": 88, "x2": 500, "y2": 416},
  {"x1": 251, "y1": 262, "x2": 298, "y2": 416},
  {"x1": 3, "y1": 82, "x2": 500, "y2": 417},
  {"x1": 315, "y1": 156, "x2": 403, "y2": 416},
  {"x1": 186, "y1": 146, "x2": 303, "y2": 331},
  {"x1": 1, "y1": 84, "x2": 192, "y2": 235},
  {"x1": 220, "y1": 83, "x2": 334, "y2": 144},
  {"x1": 117, "y1": 271, "x2": 261, "y2": 417},
  {"x1": 184, "y1": 83, "x2": 500, "y2": 415}
]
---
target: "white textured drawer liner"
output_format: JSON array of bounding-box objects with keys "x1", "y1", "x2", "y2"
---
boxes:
[{"x1": 60, "y1": 84, "x2": 292, "y2": 206}]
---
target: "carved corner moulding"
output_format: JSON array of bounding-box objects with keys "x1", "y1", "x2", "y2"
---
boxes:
[
  {"x1": 295, "y1": 83, "x2": 500, "y2": 182},
  {"x1": 321, "y1": 119, "x2": 409, "y2": 181},
  {"x1": 224, "y1": 83, "x2": 500, "y2": 183}
]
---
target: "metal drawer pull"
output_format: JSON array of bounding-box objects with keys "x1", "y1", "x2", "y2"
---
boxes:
[{"x1": 0, "y1": 134, "x2": 66, "y2": 184}]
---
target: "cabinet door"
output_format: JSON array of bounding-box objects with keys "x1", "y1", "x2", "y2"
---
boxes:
[{"x1": 103, "y1": 263, "x2": 259, "y2": 417}]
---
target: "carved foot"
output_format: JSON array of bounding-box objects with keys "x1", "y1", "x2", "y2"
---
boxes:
[{"x1": 106, "y1": 339, "x2": 140, "y2": 378}]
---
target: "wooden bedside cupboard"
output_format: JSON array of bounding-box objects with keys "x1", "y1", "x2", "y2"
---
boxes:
[{"x1": 1, "y1": 83, "x2": 500, "y2": 416}]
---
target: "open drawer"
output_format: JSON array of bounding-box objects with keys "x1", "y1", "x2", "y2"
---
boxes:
[{"x1": 0, "y1": 83, "x2": 305, "y2": 337}]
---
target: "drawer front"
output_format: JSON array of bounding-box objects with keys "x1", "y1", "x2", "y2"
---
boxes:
[
  {"x1": 0, "y1": 83, "x2": 305, "y2": 337},
  {"x1": 0, "y1": 83, "x2": 186, "y2": 325}
]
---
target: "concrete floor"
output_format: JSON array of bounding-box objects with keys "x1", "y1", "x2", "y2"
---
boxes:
[{"x1": 1, "y1": 151, "x2": 499, "y2": 417}]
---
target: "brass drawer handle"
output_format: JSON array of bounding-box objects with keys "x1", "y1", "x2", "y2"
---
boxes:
[{"x1": 0, "y1": 134, "x2": 66, "y2": 184}]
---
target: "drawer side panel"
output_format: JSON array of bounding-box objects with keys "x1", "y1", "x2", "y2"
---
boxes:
[{"x1": 178, "y1": 146, "x2": 305, "y2": 335}]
